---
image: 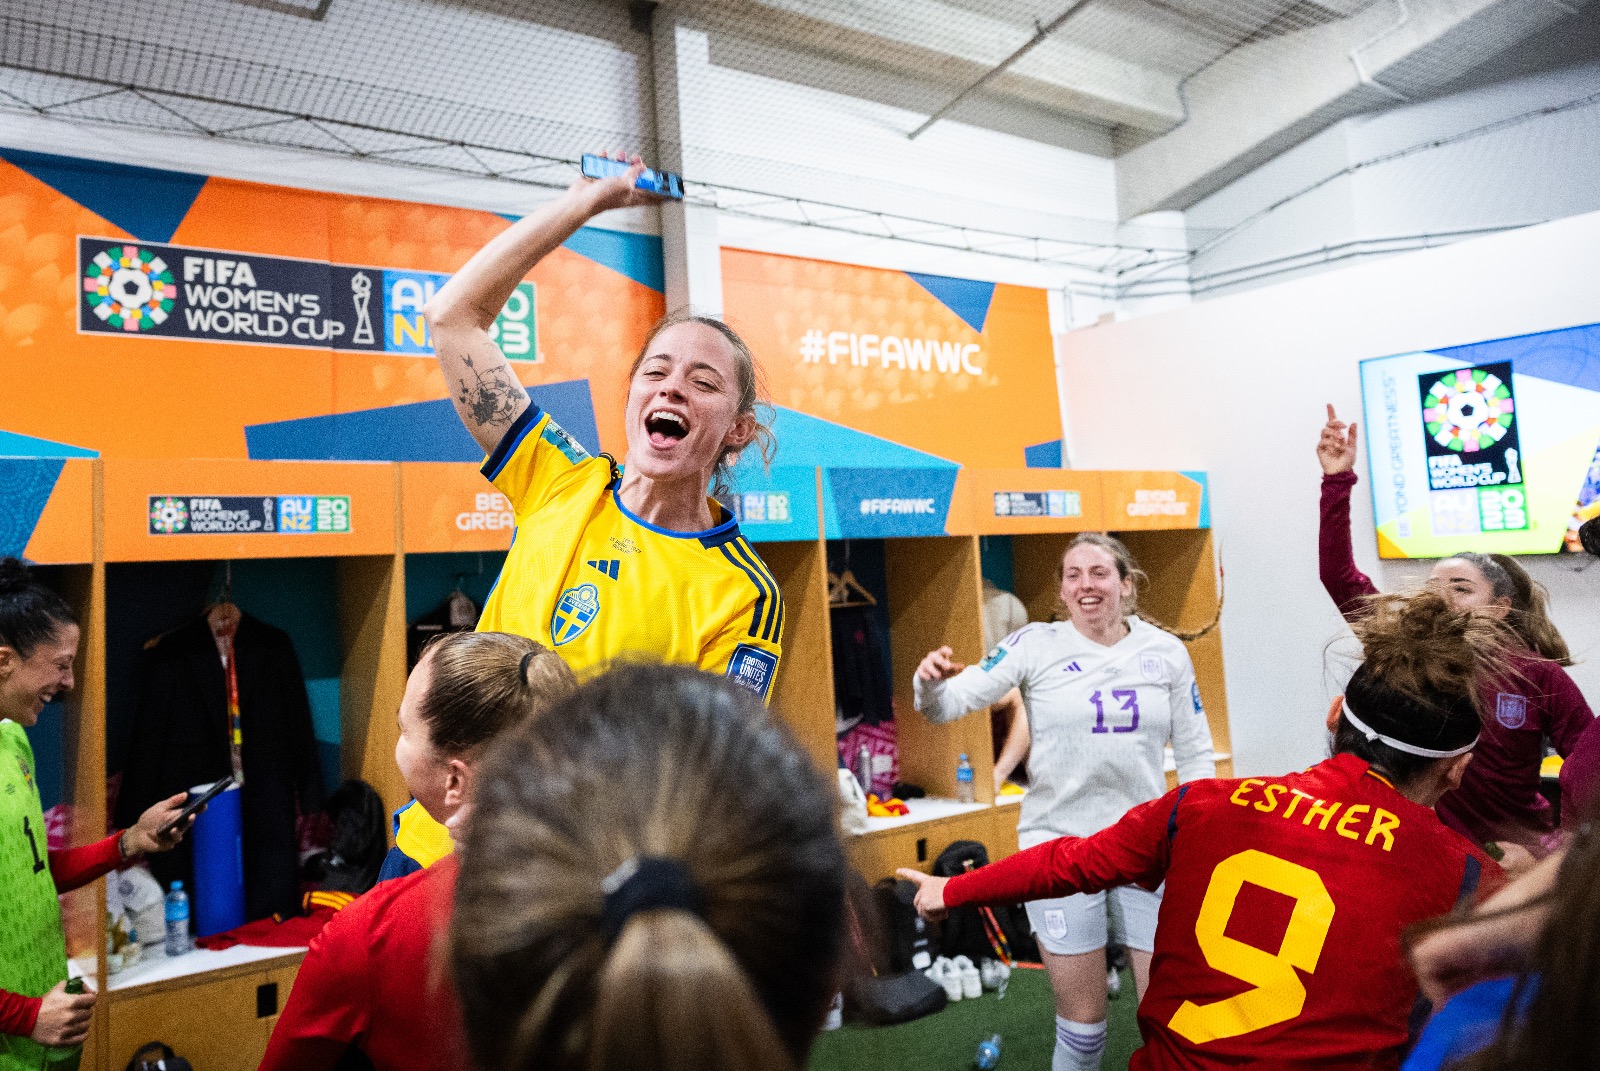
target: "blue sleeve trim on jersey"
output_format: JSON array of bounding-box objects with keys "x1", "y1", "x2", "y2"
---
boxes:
[
  {"x1": 480, "y1": 401, "x2": 542, "y2": 480},
  {"x1": 1166, "y1": 784, "x2": 1191, "y2": 843},
  {"x1": 1455, "y1": 856, "x2": 1482, "y2": 908},
  {"x1": 718, "y1": 542, "x2": 775, "y2": 642},
  {"x1": 731, "y1": 538, "x2": 782, "y2": 641}
]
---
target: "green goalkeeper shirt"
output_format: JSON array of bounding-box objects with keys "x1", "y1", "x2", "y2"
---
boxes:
[{"x1": 0, "y1": 720, "x2": 68, "y2": 1068}]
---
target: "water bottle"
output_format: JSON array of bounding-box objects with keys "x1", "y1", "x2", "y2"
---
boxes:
[
  {"x1": 956, "y1": 753, "x2": 975, "y2": 803},
  {"x1": 855, "y1": 744, "x2": 873, "y2": 796},
  {"x1": 975, "y1": 1034, "x2": 1002, "y2": 1070},
  {"x1": 164, "y1": 881, "x2": 192, "y2": 957},
  {"x1": 43, "y1": 978, "x2": 85, "y2": 1070}
]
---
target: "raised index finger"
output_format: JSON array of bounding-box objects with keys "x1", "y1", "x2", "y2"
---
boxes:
[{"x1": 1326, "y1": 403, "x2": 1338, "y2": 423}]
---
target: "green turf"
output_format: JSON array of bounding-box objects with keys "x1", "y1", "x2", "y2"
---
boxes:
[{"x1": 808, "y1": 967, "x2": 1142, "y2": 1071}]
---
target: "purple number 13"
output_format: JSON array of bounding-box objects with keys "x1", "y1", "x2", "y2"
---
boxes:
[{"x1": 1090, "y1": 689, "x2": 1140, "y2": 734}]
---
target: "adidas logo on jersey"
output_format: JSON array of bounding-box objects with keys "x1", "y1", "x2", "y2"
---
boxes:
[
  {"x1": 586, "y1": 559, "x2": 621, "y2": 580},
  {"x1": 1063, "y1": 661, "x2": 1083, "y2": 672}
]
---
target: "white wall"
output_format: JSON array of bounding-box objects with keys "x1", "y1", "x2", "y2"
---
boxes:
[
  {"x1": 1058, "y1": 210, "x2": 1600, "y2": 777},
  {"x1": 1177, "y1": 58, "x2": 1600, "y2": 298}
]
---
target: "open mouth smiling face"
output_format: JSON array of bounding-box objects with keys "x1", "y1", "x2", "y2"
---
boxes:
[{"x1": 626, "y1": 321, "x2": 749, "y2": 482}]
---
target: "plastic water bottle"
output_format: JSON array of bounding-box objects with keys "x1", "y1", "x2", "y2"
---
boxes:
[
  {"x1": 164, "y1": 881, "x2": 192, "y2": 957},
  {"x1": 956, "y1": 753, "x2": 975, "y2": 803},
  {"x1": 43, "y1": 978, "x2": 85, "y2": 1069},
  {"x1": 975, "y1": 1033, "x2": 1002, "y2": 1069},
  {"x1": 855, "y1": 744, "x2": 873, "y2": 796}
]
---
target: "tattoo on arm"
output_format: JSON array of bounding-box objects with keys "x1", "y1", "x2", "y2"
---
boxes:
[{"x1": 456, "y1": 353, "x2": 526, "y2": 431}]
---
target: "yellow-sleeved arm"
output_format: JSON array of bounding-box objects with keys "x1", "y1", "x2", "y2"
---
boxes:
[
  {"x1": 480, "y1": 403, "x2": 596, "y2": 516},
  {"x1": 700, "y1": 539, "x2": 785, "y2": 704}
]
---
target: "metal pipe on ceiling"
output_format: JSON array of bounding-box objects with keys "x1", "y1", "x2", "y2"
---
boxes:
[{"x1": 907, "y1": 0, "x2": 1096, "y2": 139}]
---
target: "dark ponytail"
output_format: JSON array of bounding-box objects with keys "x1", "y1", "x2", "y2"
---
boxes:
[
  {"x1": 451, "y1": 664, "x2": 845, "y2": 1071},
  {"x1": 0, "y1": 557, "x2": 76, "y2": 658}
]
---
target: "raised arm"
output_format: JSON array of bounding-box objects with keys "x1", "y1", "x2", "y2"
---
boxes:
[
  {"x1": 1317, "y1": 403, "x2": 1378, "y2": 618},
  {"x1": 425, "y1": 156, "x2": 663, "y2": 454},
  {"x1": 913, "y1": 636, "x2": 1025, "y2": 725}
]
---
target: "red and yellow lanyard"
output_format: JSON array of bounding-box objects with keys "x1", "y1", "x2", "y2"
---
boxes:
[{"x1": 215, "y1": 619, "x2": 245, "y2": 785}]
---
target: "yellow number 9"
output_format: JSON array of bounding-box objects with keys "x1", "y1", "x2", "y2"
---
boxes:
[{"x1": 1167, "y1": 849, "x2": 1335, "y2": 1045}]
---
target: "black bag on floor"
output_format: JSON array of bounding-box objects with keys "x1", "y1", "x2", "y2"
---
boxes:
[
  {"x1": 933, "y1": 839, "x2": 1039, "y2": 964},
  {"x1": 846, "y1": 969, "x2": 948, "y2": 1026},
  {"x1": 872, "y1": 877, "x2": 939, "y2": 972},
  {"x1": 844, "y1": 882, "x2": 946, "y2": 1025}
]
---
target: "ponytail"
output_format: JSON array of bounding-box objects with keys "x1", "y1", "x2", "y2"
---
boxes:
[
  {"x1": 590, "y1": 912, "x2": 798, "y2": 1071},
  {"x1": 452, "y1": 664, "x2": 845, "y2": 1071}
]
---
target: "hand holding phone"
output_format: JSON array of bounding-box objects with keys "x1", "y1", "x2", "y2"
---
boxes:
[
  {"x1": 160, "y1": 776, "x2": 235, "y2": 839},
  {"x1": 580, "y1": 153, "x2": 684, "y2": 200}
]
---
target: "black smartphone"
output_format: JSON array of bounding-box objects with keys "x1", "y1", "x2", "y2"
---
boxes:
[
  {"x1": 579, "y1": 154, "x2": 684, "y2": 200},
  {"x1": 162, "y1": 776, "x2": 235, "y2": 838}
]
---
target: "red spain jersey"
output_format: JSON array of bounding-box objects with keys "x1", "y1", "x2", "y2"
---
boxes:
[{"x1": 944, "y1": 754, "x2": 1501, "y2": 1071}]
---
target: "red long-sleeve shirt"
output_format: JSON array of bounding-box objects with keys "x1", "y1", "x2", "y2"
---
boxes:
[
  {"x1": 1320, "y1": 471, "x2": 1595, "y2": 845},
  {"x1": 0, "y1": 833, "x2": 126, "y2": 1037},
  {"x1": 259, "y1": 855, "x2": 467, "y2": 1071},
  {"x1": 944, "y1": 755, "x2": 1501, "y2": 1071}
]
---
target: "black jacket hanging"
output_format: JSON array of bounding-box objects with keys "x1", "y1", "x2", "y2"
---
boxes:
[
  {"x1": 115, "y1": 613, "x2": 325, "y2": 921},
  {"x1": 831, "y1": 603, "x2": 894, "y2": 730}
]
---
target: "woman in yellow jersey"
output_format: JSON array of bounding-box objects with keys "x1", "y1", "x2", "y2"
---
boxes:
[{"x1": 385, "y1": 157, "x2": 785, "y2": 876}]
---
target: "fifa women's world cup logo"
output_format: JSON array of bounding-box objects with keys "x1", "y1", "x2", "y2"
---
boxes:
[
  {"x1": 1419, "y1": 360, "x2": 1527, "y2": 534},
  {"x1": 83, "y1": 246, "x2": 176, "y2": 331}
]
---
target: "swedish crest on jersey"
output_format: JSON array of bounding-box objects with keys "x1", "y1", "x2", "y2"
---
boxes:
[{"x1": 551, "y1": 583, "x2": 601, "y2": 646}]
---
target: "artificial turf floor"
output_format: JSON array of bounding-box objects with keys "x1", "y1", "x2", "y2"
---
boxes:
[{"x1": 807, "y1": 966, "x2": 1142, "y2": 1071}]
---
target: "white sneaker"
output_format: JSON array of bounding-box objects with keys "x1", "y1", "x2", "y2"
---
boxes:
[
  {"x1": 931, "y1": 957, "x2": 962, "y2": 1002},
  {"x1": 959, "y1": 961, "x2": 982, "y2": 999}
]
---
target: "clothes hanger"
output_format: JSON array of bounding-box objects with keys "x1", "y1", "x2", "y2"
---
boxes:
[
  {"x1": 827, "y1": 540, "x2": 878, "y2": 608},
  {"x1": 206, "y1": 561, "x2": 241, "y2": 633},
  {"x1": 828, "y1": 571, "x2": 877, "y2": 607}
]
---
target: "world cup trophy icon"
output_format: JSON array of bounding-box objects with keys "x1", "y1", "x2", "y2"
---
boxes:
[{"x1": 351, "y1": 272, "x2": 375, "y2": 345}]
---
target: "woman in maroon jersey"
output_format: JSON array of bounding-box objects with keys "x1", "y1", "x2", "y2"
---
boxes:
[{"x1": 1316, "y1": 405, "x2": 1593, "y2": 850}]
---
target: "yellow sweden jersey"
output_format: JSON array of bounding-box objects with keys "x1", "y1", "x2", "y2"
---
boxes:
[{"x1": 477, "y1": 403, "x2": 784, "y2": 699}]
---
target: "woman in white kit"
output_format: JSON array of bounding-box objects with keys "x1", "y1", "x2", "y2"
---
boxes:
[{"x1": 914, "y1": 533, "x2": 1215, "y2": 1071}]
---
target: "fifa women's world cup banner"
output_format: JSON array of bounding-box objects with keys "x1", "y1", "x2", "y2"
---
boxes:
[
  {"x1": 1360, "y1": 322, "x2": 1600, "y2": 557},
  {"x1": 719, "y1": 248, "x2": 1066, "y2": 539},
  {"x1": 0, "y1": 147, "x2": 665, "y2": 463},
  {"x1": 1, "y1": 148, "x2": 1071, "y2": 547}
]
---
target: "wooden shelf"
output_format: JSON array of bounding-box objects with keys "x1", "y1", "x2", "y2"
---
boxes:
[{"x1": 7, "y1": 459, "x2": 1228, "y2": 1069}]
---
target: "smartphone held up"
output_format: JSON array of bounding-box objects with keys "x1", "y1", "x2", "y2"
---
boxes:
[{"x1": 580, "y1": 153, "x2": 684, "y2": 199}]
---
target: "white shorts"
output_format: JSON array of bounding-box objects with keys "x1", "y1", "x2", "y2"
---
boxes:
[{"x1": 1024, "y1": 884, "x2": 1163, "y2": 956}]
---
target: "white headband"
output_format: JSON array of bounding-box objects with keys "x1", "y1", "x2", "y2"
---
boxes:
[{"x1": 1342, "y1": 698, "x2": 1478, "y2": 759}]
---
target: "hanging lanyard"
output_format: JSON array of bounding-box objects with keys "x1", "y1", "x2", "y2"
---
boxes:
[{"x1": 215, "y1": 621, "x2": 245, "y2": 785}]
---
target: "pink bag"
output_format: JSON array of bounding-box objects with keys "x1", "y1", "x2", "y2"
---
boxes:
[{"x1": 838, "y1": 721, "x2": 899, "y2": 800}]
